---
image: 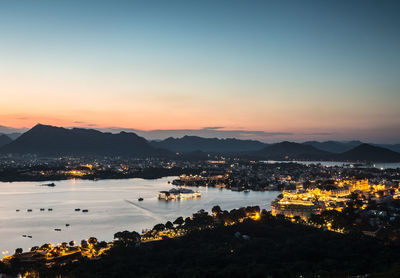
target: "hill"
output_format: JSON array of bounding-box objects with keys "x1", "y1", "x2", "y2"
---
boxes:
[
  {"x1": 151, "y1": 135, "x2": 267, "y2": 153},
  {"x1": 255, "y1": 141, "x2": 330, "y2": 160},
  {"x1": 0, "y1": 134, "x2": 12, "y2": 148},
  {"x1": 303, "y1": 140, "x2": 362, "y2": 153},
  {"x1": 375, "y1": 143, "x2": 400, "y2": 153},
  {"x1": 0, "y1": 124, "x2": 169, "y2": 157},
  {"x1": 304, "y1": 140, "x2": 400, "y2": 154},
  {"x1": 16, "y1": 213, "x2": 399, "y2": 278},
  {"x1": 336, "y1": 143, "x2": 400, "y2": 162}
]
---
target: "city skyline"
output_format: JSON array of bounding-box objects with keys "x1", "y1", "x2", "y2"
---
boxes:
[{"x1": 1, "y1": 0, "x2": 399, "y2": 143}]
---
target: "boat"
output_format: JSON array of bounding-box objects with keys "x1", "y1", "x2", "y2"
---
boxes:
[
  {"x1": 40, "y1": 208, "x2": 45, "y2": 211},
  {"x1": 48, "y1": 208, "x2": 53, "y2": 211},
  {"x1": 158, "y1": 188, "x2": 201, "y2": 201},
  {"x1": 75, "y1": 208, "x2": 81, "y2": 211},
  {"x1": 27, "y1": 209, "x2": 32, "y2": 212},
  {"x1": 138, "y1": 197, "x2": 144, "y2": 201},
  {"x1": 65, "y1": 224, "x2": 70, "y2": 227},
  {"x1": 82, "y1": 209, "x2": 89, "y2": 213},
  {"x1": 40, "y1": 183, "x2": 56, "y2": 187},
  {"x1": 16, "y1": 209, "x2": 20, "y2": 212},
  {"x1": 54, "y1": 228, "x2": 61, "y2": 231}
]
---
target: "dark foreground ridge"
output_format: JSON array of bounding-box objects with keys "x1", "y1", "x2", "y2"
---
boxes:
[{"x1": 2, "y1": 206, "x2": 400, "y2": 278}]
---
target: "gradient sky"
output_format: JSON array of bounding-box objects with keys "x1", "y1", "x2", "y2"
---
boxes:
[{"x1": 0, "y1": 0, "x2": 399, "y2": 143}]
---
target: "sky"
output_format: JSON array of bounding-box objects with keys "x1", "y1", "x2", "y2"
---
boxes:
[{"x1": 0, "y1": 0, "x2": 399, "y2": 143}]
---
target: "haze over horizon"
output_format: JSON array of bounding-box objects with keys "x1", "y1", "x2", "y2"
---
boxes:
[{"x1": 1, "y1": 0, "x2": 399, "y2": 143}]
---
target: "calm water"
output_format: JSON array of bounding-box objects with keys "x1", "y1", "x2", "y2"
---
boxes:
[
  {"x1": 0, "y1": 177, "x2": 279, "y2": 258},
  {"x1": 264, "y1": 160, "x2": 400, "y2": 169}
]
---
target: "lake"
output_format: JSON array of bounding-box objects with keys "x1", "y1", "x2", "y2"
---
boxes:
[{"x1": 0, "y1": 177, "x2": 280, "y2": 258}]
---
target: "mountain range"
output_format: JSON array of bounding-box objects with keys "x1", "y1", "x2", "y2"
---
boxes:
[
  {"x1": 150, "y1": 136, "x2": 266, "y2": 153},
  {"x1": 250, "y1": 142, "x2": 400, "y2": 162},
  {"x1": 0, "y1": 124, "x2": 167, "y2": 157},
  {"x1": 303, "y1": 140, "x2": 363, "y2": 153},
  {"x1": 254, "y1": 141, "x2": 329, "y2": 160},
  {"x1": 0, "y1": 124, "x2": 399, "y2": 162},
  {"x1": 304, "y1": 140, "x2": 400, "y2": 153}
]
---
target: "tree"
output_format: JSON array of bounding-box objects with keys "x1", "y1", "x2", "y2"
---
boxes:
[
  {"x1": 30, "y1": 246, "x2": 39, "y2": 252},
  {"x1": 69, "y1": 241, "x2": 75, "y2": 247},
  {"x1": 173, "y1": 216, "x2": 184, "y2": 226},
  {"x1": 153, "y1": 223, "x2": 166, "y2": 232},
  {"x1": 165, "y1": 221, "x2": 174, "y2": 230},
  {"x1": 114, "y1": 231, "x2": 141, "y2": 246},
  {"x1": 81, "y1": 240, "x2": 88, "y2": 248},
  {"x1": 15, "y1": 248, "x2": 23, "y2": 255},
  {"x1": 97, "y1": 241, "x2": 108, "y2": 248},
  {"x1": 88, "y1": 237, "x2": 98, "y2": 245},
  {"x1": 212, "y1": 205, "x2": 222, "y2": 216},
  {"x1": 40, "y1": 243, "x2": 52, "y2": 250}
]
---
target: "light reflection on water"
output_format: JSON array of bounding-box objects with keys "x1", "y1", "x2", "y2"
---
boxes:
[{"x1": 0, "y1": 177, "x2": 279, "y2": 257}]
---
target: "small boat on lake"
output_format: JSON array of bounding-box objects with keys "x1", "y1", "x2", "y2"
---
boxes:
[
  {"x1": 54, "y1": 228, "x2": 61, "y2": 231},
  {"x1": 75, "y1": 208, "x2": 81, "y2": 211},
  {"x1": 48, "y1": 208, "x2": 53, "y2": 211},
  {"x1": 138, "y1": 197, "x2": 144, "y2": 201},
  {"x1": 27, "y1": 209, "x2": 32, "y2": 212},
  {"x1": 82, "y1": 209, "x2": 89, "y2": 213},
  {"x1": 40, "y1": 183, "x2": 56, "y2": 187}
]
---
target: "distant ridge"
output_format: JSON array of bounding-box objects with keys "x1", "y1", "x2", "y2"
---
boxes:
[
  {"x1": 255, "y1": 141, "x2": 329, "y2": 160},
  {"x1": 0, "y1": 124, "x2": 169, "y2": 157},
  {"x1": 303, "y1": 140, "x2": 362, "y2": 153},
  {"x1": 248, "y1": 142, "x2": 400, "y2": 162},
  {"x1": 374, "y1": 143, "x2": 400, "y2": 153},
  {"x1": 0, "y1": 134, "x2": 12, "y2": 148},
  {"x1": 150, "y1": 135, "x2": 267, "y2": 153},
  {"x1": 336, "y1": 143, "x2": 400, "y2": 162},
  {"x1": 303, "y1": 140, "x2": 400, "y2": 155},
  {"x1": 1, "y1": 124, "x2": 399, "y2": 162}
]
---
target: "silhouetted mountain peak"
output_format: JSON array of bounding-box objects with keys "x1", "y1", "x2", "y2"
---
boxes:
[
  {"x1": 338, "y1": 143, "x2": 400, "y2": 162},
  {"x1": 0, "y1": 124, "x2": 168, "y2": 157}
]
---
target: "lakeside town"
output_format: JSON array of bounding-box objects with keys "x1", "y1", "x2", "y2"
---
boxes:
[
  {"x1": 1, "y1": 158, "x2": 400, "y2": 277},
  {"x1": 2, "y1": 0, "x2": 400, "y2": 276}
]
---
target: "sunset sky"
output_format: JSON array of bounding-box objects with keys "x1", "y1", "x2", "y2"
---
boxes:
[{"x1": 1, "y1": 0, "x2": 399, "y2": 143}]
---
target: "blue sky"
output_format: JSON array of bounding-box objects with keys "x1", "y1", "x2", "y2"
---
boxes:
[{"x1": 0, "y1": 0, "x2": 399, "y2": 142}]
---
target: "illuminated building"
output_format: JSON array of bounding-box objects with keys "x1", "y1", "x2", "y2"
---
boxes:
[{"x1": 271, "y1": 199, "x2": 323, "y2": 220}]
